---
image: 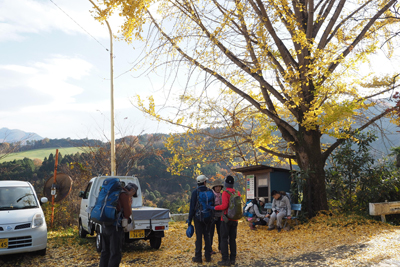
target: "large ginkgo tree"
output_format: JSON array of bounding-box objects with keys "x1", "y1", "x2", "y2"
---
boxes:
[{"x1": 95, "y1": 0, "x2": 400, "y2": 216}]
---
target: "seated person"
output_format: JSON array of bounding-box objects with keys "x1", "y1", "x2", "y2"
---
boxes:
[
  {"x1": 244, "y1": 197, "x2": 270, "y2": 230},
  {"x1": 268, "y1": 190, "x2": 291, "y2": 232}
]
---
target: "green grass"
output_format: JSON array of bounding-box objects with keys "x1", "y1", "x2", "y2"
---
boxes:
[{"x1": 0, "y1": 147, "x2": 84, "y2": 163}]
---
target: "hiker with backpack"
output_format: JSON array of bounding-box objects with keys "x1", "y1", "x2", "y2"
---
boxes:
[
  {"x1": 187, "y1": 175, "x2": 215, "y2": 264},
  {"x1": 244, "y1": 197, "x2": 270, "y2": 230},
  {"x1": 268, "y1": 190, "x2": 291, "y2": 233},
  {"x1": 99, "y1": 182, "x2": 138, "y2": 267},
  {"x1": 210, "y1": 179, "x2": 224, "y2": 255},
  {"x1": 208, "y1": 175, "x2": 241, "y2": 266}
]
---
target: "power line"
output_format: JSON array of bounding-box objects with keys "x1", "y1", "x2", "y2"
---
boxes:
[{"x1": 49, "y1": 0, "x2": 109, "y2": 52}]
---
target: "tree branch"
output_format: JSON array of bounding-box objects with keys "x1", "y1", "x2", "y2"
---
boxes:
[{"x1": 258, "y1": 146, "x2": 296, "y2": 159}]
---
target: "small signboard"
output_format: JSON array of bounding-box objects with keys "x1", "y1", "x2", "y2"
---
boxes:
[{"x1": 246, "y1": 175, "x2": 255, "y2": 199}]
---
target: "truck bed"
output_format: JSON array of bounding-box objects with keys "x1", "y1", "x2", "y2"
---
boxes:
[{"x1": 131, "y1": 206, "x2": 170, "y2": 220}]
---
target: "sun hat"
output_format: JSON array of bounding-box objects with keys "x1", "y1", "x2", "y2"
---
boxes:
[
  {"x1": 196, "y1": 175, "x2": 209, "y2": 184},
  {"x1": 186, "y1": 224, "x2": 194, "y2": 238},
  {"x1": 212, "y1": 179, "x2": 224, "y2": 189}
]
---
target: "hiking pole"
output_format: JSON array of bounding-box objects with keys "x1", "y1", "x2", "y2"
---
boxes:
[{"x1": 51, "y1": 149, "x2": 59, "y2": 228}]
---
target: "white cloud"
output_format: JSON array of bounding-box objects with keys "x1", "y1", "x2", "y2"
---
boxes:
[
  {"x1": 1, "y1": 65, "x2": 38, "y2": 75},
  {"x1": 0, "y1": 55, "x2": 93, "y2": 111},
  {"x1": 0, "y1": 0, "x2": 125, "y2": 42}
]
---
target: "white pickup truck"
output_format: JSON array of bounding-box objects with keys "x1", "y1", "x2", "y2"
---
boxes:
[{"x1": 78, "y1": 176, "x2": 170, "y2": 251}]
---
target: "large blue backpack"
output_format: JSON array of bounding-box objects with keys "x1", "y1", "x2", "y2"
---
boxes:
[
  {"x1": 195, "y1": 188, "x2": 214, "y2": 223},
  {"x1": 243, "y1": 199, "x2": 255, "y2": 218},
  {"x1": 90, "y1": 178, "x2": 123, "y2": 226}
]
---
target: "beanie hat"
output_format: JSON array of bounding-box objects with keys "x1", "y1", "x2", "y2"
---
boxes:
[
  {"x1": 196, "y1": 175, "x2": 208, "y2": 184},
  {"x1": 125, "y1": 183, "x2": 138, "y2": 197},
  {"x1": 224, "y1": 175, "x2": 234, "y2": 188},
  {"x1": 259, "y1": 197, "x2": 266, "y2": 203}
]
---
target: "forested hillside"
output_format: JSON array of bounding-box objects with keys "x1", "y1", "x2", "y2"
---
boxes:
[{"x1": 0, "y1": 134, "x2": 232, "y2": 227}]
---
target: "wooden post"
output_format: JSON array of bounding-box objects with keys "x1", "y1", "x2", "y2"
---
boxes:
[{"x1": 51, "y1": 149, "x2": 59, "y2": 228}]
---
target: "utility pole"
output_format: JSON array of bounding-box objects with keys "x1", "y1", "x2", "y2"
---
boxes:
[{"x1": 88, "y1": 0, "x2": 116, "y2": 176}]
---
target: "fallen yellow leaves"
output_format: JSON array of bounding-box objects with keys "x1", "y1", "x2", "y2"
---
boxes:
[{"x1": 0, "y1": 214, "x2": 399, "y2": 266}]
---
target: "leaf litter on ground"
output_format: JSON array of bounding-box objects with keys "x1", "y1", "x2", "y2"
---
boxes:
[{"x1": 0, "y1": 213, "x2": 399, "y2": 266}]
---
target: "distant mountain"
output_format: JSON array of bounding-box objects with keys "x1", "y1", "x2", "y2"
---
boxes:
[{"x1": 0, "y1": 128, "x2": 43, "y2": 143}]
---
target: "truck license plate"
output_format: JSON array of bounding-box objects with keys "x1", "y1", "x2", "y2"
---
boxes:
[
  {"x1": 129, "y1": 230, "x2": 145, "y2": 239},
  {"x1": 0, "y1": 238, "x2": 8, "y2": 249}
]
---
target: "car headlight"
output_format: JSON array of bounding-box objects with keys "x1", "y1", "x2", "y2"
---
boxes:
[{"x1": 32, "y1": 213, "x2": 44, "y2": 228}]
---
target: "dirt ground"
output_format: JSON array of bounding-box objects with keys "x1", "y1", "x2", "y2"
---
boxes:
[{"x1": 1, "y1": 214, "x2": 399, "y2": 267}]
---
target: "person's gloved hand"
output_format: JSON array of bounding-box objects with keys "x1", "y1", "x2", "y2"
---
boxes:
[
  {"x1": 124, "y1": 223, "x2": 135, "y2": 232},
  {"x1": 207, "y1": 205, "x2": 215, "y2": 210},
  {"x1": 122, "y1": 218, "x2": 128, "y2": 228}
]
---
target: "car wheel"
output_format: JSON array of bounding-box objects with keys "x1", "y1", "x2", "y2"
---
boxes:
[
  {"x1": 96, "y1": 232, "x2": 102, "y2": 252},
  {"x1": 37, "y1": 248, "x2": 46, "y2": 256},
  {"x1": 79, "y1": 220, "x2": 88, "y2": 238},
  {"x1": 150, "y1": 237, "x2": 162, "y2": 249}
]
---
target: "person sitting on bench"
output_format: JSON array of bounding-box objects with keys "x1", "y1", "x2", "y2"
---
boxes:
[{"x1": 268, "y1": 190, "x2": 291, "y2": 232}]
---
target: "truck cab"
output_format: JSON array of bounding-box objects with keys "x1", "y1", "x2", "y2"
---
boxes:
[{"x1": 78, "y1": 176, "x2": 170, "y2": 251}]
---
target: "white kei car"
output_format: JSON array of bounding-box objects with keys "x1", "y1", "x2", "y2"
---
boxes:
[{"x1": 0, "y1": 180, "x2": 48, "y2": 256}]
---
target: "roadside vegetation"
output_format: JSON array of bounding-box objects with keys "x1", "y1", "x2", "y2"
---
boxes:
[{"x1": 0, "y1": 213, "x2": 399, "y2": 267}]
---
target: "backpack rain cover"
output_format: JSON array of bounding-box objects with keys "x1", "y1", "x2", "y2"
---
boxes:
[
  {"x1": 195, "y1": 188, "x2": 214, "y2": 223},
  {"x1": 90, "y1": 178, "x2": 123, "y2": 226}
]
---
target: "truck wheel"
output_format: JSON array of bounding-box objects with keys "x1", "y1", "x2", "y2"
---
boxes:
[
  {"x1": 150, "y1": 237, "x2": 162, "y2": 249},
  {"x1": 79, "y1": 220, "x2": 88, "y2": 238},
  {"x1": 36, "y1": 248, "x2": 46, "y2": 256},
  {"x1": 96, "y1": 232, "x2": 102, "y2": 252}
]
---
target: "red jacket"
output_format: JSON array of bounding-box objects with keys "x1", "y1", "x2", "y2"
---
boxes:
[{"x1": 214, "y1": 187, "x2": 241, "y2": 221}]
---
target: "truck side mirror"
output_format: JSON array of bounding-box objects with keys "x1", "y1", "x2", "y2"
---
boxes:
[{"x1": 79, "y1": 191, "x2": 85, "y2": 198}]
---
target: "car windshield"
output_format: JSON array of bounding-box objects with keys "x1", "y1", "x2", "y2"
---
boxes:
[{"x1": 0, "y1": 186, "x2": 38, "y2": 210}]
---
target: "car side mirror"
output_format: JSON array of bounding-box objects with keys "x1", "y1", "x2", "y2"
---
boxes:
[
  {"x1": 40, "y1": 197, "x2": 48, "y2": 205},
  {"x1": 79, "y1": 191, "x2": 85, "y2": 198}
]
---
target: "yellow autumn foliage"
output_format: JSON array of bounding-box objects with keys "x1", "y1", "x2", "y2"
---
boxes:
[{"x1": 2, "y1": 213, "x2": 399, "y2": 266}]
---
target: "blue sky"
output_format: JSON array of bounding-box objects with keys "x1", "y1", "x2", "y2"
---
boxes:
[
  {"x1": 1, "y1": 0, "x2": 399, "y2": 142},
  {"x1": 0, "y1": 0, "x2": 171, "y2": 140}
]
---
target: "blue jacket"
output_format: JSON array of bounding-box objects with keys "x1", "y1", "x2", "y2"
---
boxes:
[{"x1": 188, "y1": 185, "x2": 211, "y2": 223}]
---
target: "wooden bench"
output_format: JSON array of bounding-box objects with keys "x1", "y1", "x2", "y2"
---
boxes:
[
  {"x1": 284, "y1": 204, "x2": 301, "y2": 227},
  {"x1": 369, "y1": 201, "x2": 400, "y2": 222},
  {"x1": 264, "y1": 203, "x2": 302, "y2": 227}
]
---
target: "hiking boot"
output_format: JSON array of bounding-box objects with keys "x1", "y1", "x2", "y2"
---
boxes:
[
  {"x1": 192, "y1": 257, "x2": 202, "y2": 263},
  {"x1": 218, "y1": 260, "x2": 231, "y2": 266},
  {"x1": 205, "y1": 258, "x2": 212, "y2": 262},
  {"x1": 267, "y1": 226, "x2": 275, "y2": 230},
  {"x1": 277, "y1": 227, "x2": 282, "y2": 233},
  {"x1": 230, "y1": 259, "x2": 236, "y2": 265}
]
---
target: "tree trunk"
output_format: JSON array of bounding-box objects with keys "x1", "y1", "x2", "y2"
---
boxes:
[{"x1": 294, "y1": 129, "x2": 329, "y2": 217}]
